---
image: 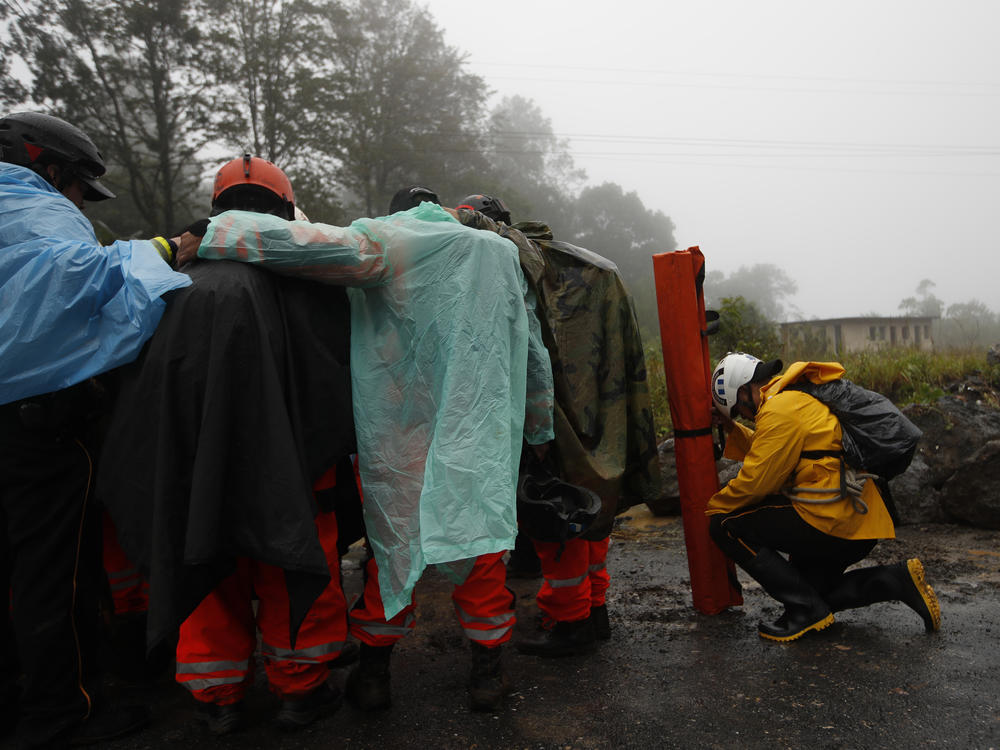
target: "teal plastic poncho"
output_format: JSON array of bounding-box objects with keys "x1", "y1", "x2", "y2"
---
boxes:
[
  {"x1": 0, "y1": 163, "x2": 191, "y2": 404},
  {"x1": 199, "y1": 203, "x2": 554, "y2": 617}
]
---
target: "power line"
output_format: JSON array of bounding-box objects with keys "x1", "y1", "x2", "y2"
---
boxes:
[
  {"x1": 480, "y1": 73, "x2": 1000, "y2": 97},
  {"x1": 489, "y1": 131, "x2": 1000, "y2": 155},
  {"x1": 420, "y1": 128, "x2": 1000, "y2": 156},
  {"x1": 466, "y1": 60, "x2": 1000, "y2": 92},
  {"x1": 418, "y1": 145, "x2": 1000, "y2": 177},
  {"x1": 565, "y1": 153, "x2": 1000, "y2": 178}
]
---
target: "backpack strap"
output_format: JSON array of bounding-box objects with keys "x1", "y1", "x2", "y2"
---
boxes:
[
  {"x1": 782, "y1": 385, "x2": 901, "y2": 521},
  {"x1": 783, "y1": 449, "x2": 874, "y2": 515}
]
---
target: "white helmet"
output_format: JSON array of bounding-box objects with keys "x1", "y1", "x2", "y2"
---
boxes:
[{"x1": 711, "y1": 352, "x2": 781, "y2": 417}]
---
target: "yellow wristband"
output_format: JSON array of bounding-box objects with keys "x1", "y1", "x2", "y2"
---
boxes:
[{"x1": 150, "y1": 236, "x2": 175, "y2": 263}]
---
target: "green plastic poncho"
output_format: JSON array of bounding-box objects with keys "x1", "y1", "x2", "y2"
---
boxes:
[{"x1": 198, "y1": 203, "x2": 554, "y2": 617}]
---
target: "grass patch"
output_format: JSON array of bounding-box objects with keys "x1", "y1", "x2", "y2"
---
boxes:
[{"x1": 645, "y1": 347, "x2": 1000, "y2": 441}]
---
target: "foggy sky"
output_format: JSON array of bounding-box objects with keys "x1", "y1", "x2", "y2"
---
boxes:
[{"x1": 430, "y1": 0, "x2": 999, "y2": 320}]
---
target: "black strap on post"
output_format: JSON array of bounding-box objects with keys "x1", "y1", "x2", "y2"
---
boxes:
[{"x1": 673, "y1": 426, "x2": 713, "y2": 439}]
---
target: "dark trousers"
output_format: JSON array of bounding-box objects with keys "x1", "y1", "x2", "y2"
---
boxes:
[
  {"x1": 709, "y1": 496, "x2": 877, "y2": 595},
  {"x1": 0, "y1": 400, "x2": 103, "y2": 747}
]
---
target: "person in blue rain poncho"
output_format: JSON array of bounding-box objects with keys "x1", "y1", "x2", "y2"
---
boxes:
[
  {"x1": 197, "y1": 201, "x2": 554, "y2": 711},
  {"x1": 0, "y1": 112, "x2": 190, "y2": 748}
]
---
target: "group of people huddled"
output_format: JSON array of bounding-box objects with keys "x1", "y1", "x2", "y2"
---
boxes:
[{"x1": 0, "y1": 112, "x2": 940, "y2": 749}]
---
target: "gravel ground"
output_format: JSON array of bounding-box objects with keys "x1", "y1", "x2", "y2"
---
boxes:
[{"x1": 14, "y1": 509, "x2": 998, "y2": 750}]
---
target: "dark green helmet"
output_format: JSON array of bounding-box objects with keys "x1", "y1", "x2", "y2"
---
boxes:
[{"x1": 456, "y1": 194, "x2": 511, "y2": 224}]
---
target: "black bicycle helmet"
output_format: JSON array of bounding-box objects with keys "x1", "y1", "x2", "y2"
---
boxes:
[
  {"x1": 389, "y1": 184, "x2": 440, "y2": 215},
  {"x1": 0, "y1": 111, "x2": 114, "y2": 200},
  {"x1": 516, "y1": 471, "x2": 602, "y2": 544}
]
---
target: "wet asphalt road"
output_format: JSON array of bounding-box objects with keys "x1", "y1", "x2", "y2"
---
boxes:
[{"x1": 14, "y1": 512, "x2": 999, "y2": 750}]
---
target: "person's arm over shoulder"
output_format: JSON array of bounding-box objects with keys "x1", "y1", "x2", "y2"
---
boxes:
[
  {"x1": 706, "y1": 397, "x2": 807, "y2": 515},
  {"x1": 197, "y1": 209, "x2": 392, "y2": 286},
  {"x1": 452, "y1": 208, "x2": 554, "y2": 443},
  {"x1": 454, "y1": 207, "x2": 545, "y2": 284},
  {"x1": 0, "y1": 189, "x2": 190, "y2": 403}
]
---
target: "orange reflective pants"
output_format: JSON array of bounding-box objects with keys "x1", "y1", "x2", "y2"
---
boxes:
[
  {"x1": 349, "y1": 551, "x2": 515, "y2": 648},
  {"x1": 102, "y1": 512, "x2": 149, "y2": 615},
  {"x1": 533, "y1": 537, "x2": 610, "y2": 623},
  {"x1": 175, "y1": 509, "x2": 346, "y2": 704}
]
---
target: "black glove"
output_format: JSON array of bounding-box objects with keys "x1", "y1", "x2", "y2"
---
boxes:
[{"x1": 178, "y1": 218, "x2": 210, "y2": 237}]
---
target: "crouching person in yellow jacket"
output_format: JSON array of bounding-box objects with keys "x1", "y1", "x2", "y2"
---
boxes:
[{"x1": 706, "y1": 353, "x2": 941, "y2": 642}]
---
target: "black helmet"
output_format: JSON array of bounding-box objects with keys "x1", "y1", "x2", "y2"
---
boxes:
[
  {"x1": 389, "y1": 184, "x2": 440, "y2": 215},
  {"x1": 0, "y1": 112, "x2": 114, "y2": 201},
  {"x1": 516, "y1": 471, "x2": 602, "y2": 544},
  {"x1": 456, "y1": 194, "x2": 511, "y2": 224}
]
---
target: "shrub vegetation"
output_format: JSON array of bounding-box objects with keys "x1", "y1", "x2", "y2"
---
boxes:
[{"x1": 645, "y1": 344, "x2": 999, "y2": 442}]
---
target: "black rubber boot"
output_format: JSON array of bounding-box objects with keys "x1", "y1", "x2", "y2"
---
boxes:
[
  {"x1": 468, "y1": 643, "x2": 510, "y2": 712},
  {"x1": 275, "y1": 681, "x2": 342, "y2": 731},
  {"x1": 589, "y1": 604, "x2": 611, "y2": 641},
  {"x1": 345, "y1": 643, "x2": 393, "y2": 711},
  {"x1": 825, "y1": 558, "x2": 941, "y2": 632},
  {"x1": 516, "y1": 617, "x2": 597, "y2": 657},
  {"x1": 328, "y1": 640, "x2": 360, "y2": 669},
  {"x1": 741, "y1": 548, "x2": 834, "y2": 643},
  {"x1": 195, "y1": 701, "x2": 243, "y2": 737}
]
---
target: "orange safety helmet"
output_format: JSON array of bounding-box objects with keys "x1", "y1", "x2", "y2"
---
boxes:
[{"x1": 212, "y1": 153, "x2": 294, "y2": 211}]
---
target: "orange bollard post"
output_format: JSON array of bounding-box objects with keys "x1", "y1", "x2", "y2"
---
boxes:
[{"x1": 652, "y1": 246, "x2": 742, "y2": 614}]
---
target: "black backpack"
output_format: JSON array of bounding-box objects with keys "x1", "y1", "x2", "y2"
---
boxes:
[{"x1": 785, "y1": 378, "x2": 922, "y2": 480}]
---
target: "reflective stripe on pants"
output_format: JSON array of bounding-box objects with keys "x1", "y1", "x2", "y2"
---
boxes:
[
  {"x1": 102, "y1": 512, "x2": 149, "y2": 615},
  {"x1": 176, "y1": 509, "x2": 347, "y2": 703},
  {"x1": 349, "y1": 555, "x2": 417, "y2": 647},
  {"x1": 533, "y1": 537, "x2": 611, "y2": 622},
  {"x1": 350, "y1": 551, "x2": 514, "y2": 648}
]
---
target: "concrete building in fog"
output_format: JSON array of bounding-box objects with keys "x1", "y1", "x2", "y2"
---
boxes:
[{"x1": 780, "y1": 316, "x2": 936, "y2": 357}]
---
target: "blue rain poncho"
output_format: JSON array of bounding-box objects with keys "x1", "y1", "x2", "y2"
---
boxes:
[
  {"x1": 199, "y1": 203, "x2": 554, "y2": 617},
  {"x1": 0, "y1": 163, "x2": 191, "y2": 404}
]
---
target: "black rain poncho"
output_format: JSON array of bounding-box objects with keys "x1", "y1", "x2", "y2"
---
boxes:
[{"x1": 97, "y1": 260, "x2": 354, "y2": 647}]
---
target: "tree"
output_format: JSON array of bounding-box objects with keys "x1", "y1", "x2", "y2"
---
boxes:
[
  {"x1": 709, "y1": 296, "x2": 781, "y2": 363},
  {"x1": 6, "y1": 0, "x2": 210, "y2": 234},
  {"x1": 198, "y1": 0, "x2": 352, "y2": 220},
  {"x1": 0, "y1": 6, "x2": 27, "y2": 109},
  {"x1": 704, "y1": 264, "x2": 798, "y2": 322},
  {"x1": 899, "y1": 279, "x2": 944, "y2": 318},
  {"x1": 942, "y1": 299, "x2": 998, "y2": 349},
  {"x1": 567, "y1": 182, "x2": 677, "y2": 336},
  {"x1": 309, "y1": 0, "x2": 489, "y2": 217},
  {"x1": 202, "y1": 0, "x2": 339, "y2": 164},
  {"x1": 475, "y1": 95, "x2": 584, "y2": 231}
]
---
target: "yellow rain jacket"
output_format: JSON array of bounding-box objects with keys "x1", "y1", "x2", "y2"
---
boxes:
[{"x1": 707, "y1": 361, "x2": 895, "y2": 541}]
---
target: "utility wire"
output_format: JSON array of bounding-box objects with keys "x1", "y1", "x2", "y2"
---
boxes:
[
  {"x1": 405, "y1": 129, "x2": 1000, "y2": 156},
  {"x1": 480, "y1": 74, "x2": 1000, "y2": 97},
  {"x1": 467, "y1": 60, "x2": 1000, "y2": 92}
]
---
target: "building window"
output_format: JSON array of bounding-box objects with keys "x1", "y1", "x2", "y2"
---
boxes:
[
  {"x1": 869, "y1": 326, "x2": 877, "y2": 340},
  {"x1": 902, "y1": 326, "x2": 909, "y2": 339}
]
